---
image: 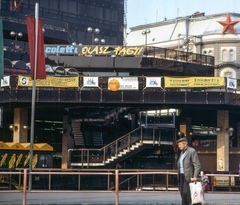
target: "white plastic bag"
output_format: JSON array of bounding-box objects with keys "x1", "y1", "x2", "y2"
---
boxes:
[{"x1": 189, "y1": 181, "x2": 204, "y2": 205}]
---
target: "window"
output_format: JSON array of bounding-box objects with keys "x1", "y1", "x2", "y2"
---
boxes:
[
  {"x1": 229, "y1": 49, "x2": 234, "y2": 61},
  {"x1": 222, "y1": 49, "x2": 227, "y2": 61},
  {"x1": 208, "y1": 50, "x2": 213, "y2": 56}
]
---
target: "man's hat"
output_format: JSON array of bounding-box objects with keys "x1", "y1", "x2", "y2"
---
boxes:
[{"x1": 176, "y1": 137, "x2": 188, "y2": 143}]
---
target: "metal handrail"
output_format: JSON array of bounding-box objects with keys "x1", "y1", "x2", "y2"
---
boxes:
[
  {"x1": 68, "y1": 127, "x2": 163, "y2": 167},
  {"x1": 68, "y1": 127, "x2": 143, "y2": 167},
  {"x1": 1, "y1": 169, "x2": 240, "y2": 205}
]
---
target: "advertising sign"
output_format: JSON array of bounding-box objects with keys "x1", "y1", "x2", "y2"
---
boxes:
[
  {"x1": 227, "y1": 78, "x2": 237, "y2": 89},
  {"x1": 145, "y1": 77, "x2": 162, "y2": 88},
  {"x1": 1, "y1": 76, "x2": 10, "y2": 87},
  {"x1": 83, "y1": 77, "x2": 99, "y2": 87},
  {"x1": 108, "y1": 77, "x2": 138, "y2": 91},
  {"x1": 17, "y1": 75, "x2": 79, "y2": 88},
  {"x1": 214, "y1": 176, "x2": 235, "y2": 186},
  {"x1": 44, "y1": 45, "x2": 144, "y2": 56},
  {"x1": 164, "y1": 77, "x2": 225, "y2": 88}
]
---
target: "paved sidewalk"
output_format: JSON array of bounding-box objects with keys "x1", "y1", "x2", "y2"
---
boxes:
[{"x1": 0, "y1": 191, "x2": 240, "y2": 205}]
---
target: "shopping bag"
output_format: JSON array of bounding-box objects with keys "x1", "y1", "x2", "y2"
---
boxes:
[{"x1": 189, "y1": 181, "x2": 204, "y2": 205}]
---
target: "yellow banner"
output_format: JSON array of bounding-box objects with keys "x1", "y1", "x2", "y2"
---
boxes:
[
  {"x1": 164, "y1": 77, "x2": 225, "y2": 88},
  {"x1": 18, "y1": 75, "x2": 79, "y2": 88}
]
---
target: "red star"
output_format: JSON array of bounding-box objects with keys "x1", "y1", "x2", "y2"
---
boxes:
[{"x1": 218, "y1": 13, "x2": 240, "y2": 34}]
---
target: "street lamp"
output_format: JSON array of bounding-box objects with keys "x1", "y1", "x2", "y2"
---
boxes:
[
  {"x1": 10, "y1": 31, "x2": 23, "y2": 40},
  {"x1": 141, "y1": 29, "x2": 151, "y2": 47},
  {"x1": 178, "y1": 34, "x2": 203, "y2": 53},
  {"x1": 93, "y1": 38, "x2": 105, "y2": 45},
  {"x1": 87, "y1": 27, "x2": 104, "y2": 45},
  {"x1": 10, "y1": 31, "x2": 23, "y2": 49},
  {"x1": 72, "y1": 42, "x2": 83, "y2": 46}
]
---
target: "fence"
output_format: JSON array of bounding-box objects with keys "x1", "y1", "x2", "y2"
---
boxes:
[{"x1": 1, "y1": 169, "x2": 240, "y2": 197}]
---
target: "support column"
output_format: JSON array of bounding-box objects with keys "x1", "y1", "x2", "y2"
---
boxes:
[
  {"x1": 62, "y1": 116, "x2": 74, "y2": 169},
  {"x1": 13, "y1": 108, "x2": 28, "y2": 142},
  {"x1": 237, "y1": 122, "x2": 240, "y2": 147},
  {"x1": 131, "y1": 113, "x2": 137, "y2": 130},
  {"x1": 179, "y1": 117, "x2": 192, "y2": 144},
  {"x1": 217, "y1": 110, "x2": 229, "y2": 171}
]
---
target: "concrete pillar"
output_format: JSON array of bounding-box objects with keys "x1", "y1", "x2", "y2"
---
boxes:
[
  {"x1": 179, "y1": 117, "x2": 192, "y2": 144},
  {"x1": 13, "y1": 108, "x2": 28, "y2": 142},
  {"x1": 61, "y1": 115, "x2": 74, "y2": 169},
  {"x1": 237, "y1": 122, "x2": 240, "y2": 147},
  {"x1": 217, "y1": 110, "x2": 229, "y2": 171},
  {"x1": 131, "y1": 113, "x2": 136, "y2": 130}
]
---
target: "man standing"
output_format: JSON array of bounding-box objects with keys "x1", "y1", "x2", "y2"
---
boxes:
[{"x1": 177, "y1": 137, "x2": 201, "y2": 205}]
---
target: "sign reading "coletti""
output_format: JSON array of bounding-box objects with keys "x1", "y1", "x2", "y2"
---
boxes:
[{"x1": 44, "y1": 45, "x2": 144, "y2": 56}]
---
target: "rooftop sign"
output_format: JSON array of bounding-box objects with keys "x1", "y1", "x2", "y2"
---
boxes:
[{"x1": 44, "y1": 45, "x2": 144, "y2": 56}]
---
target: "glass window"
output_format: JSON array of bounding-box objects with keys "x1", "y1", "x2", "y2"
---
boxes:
[
  {"x1": 229, "y1": 49, "x2": 234, "y2": 61},
  {"x1": 111, "y1": 37, "x2": 118, "y2": 45},
  {"x1": 87, "y1": 5, "x2": 95, "y2": 17},
  {"x1": 69, "y1": 1, "x2": 77, "y2": 13},
  {"x1": 78, "y1": 3, "x2": 87, "y2": 15},
  {"x1": 222, "y1": 49, "x2": 227, "y2": 61},
  {"x1": 60, "y1": 1, "x2": 68, "y2": 12},
  {"x1": 208, "y1": 50, "x2": 213, "y2": 56},
  {"x1": 104, "y1": 8, "x2": 111, "y2": 21}
]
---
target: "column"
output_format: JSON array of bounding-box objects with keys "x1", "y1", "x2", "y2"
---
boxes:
[
  {"x1": 61, "y1": 115, "x2": 74, "y2": 169},
  {"x1": 13, "y1": 108, "x2": 28, "y2": 142},
  {"x1": 237, "y1": 122, "x2": 240, "y2": 147},
  {"x1": 217, "y1": 110, "x2": 229, "y2": 171},
  {"x1": 179, "y1": 117, "x2": 192, "y2": 144}
]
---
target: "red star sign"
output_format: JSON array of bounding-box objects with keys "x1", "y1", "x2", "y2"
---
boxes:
[{"x1": 218, "y1": 13, "x2": 240, "y2": 34}]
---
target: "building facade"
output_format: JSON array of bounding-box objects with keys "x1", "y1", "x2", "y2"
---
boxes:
[
  {"x1": 126, "y1": 12, "x2": 240, "y2": 79},
  {"x1": 1, "y1": 0, "x2": 124, "y2": 61},
  {"x1": 1, "y1": 3, "x2": 240, "y2": 175}
]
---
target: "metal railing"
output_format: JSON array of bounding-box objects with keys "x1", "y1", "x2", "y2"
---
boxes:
[
  {"x1": 1, "y1": 169, "x2": 240, "y2": 205},
  {"x1": 68, "y1": 127, "x2": 165, "y2": 168}
]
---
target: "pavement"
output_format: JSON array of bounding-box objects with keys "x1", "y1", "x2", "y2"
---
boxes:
[{"x1": 0, "y1": 191, "x2": 240, "y2": 205}]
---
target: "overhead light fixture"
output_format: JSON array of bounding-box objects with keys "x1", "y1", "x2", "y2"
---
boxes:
[
  {"x1": 9, "y1": 124, "x2": 18, "y2": 131},
  {"x1": 23, "y1": 125, "x2": 30, "y2": 130},
  {"x1": 227, "y1": 127, "x2": 234, "y2": 136},
  {"x1": 213, "y1": 127, "x2": 221, "y2": 133},
  {"x1": 177, "y1": 131, "x2": 184, "y2": 137}
]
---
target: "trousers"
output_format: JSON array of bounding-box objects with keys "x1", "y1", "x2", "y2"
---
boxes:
[{"x1": 180, "y1": 174, "x2": 191, "y2": 205}]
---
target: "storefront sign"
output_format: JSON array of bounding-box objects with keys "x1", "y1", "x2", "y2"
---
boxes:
[
  {"x1": 108, "y1": 77, "x2": 138, "y2": 91},
  {"x1": 45, "y1": 45, "x2": 144, "y2": 56},
  {"x1": 17, "y1": 75, "x2": 79, "y2": 88},
  {"x1": 164, "y1": 77, "x2": 225, "y2": 88}
]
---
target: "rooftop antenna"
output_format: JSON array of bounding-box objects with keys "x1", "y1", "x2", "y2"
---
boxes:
[
  {"x1": 156, "y1": 9, "x2": 158, "y2": 22},
  {"x1": 177, "y1": 8, "x2": 179, "y2": 18}
]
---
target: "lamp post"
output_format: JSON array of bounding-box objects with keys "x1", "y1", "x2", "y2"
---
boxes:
[
  {"x1": 10, "y1": 31, "x2": 23, "y2": 49},
  {"x1": 178, "y1": 34, "x2": 203, "y2": 53},
  {"x1": 87, "y1": 27, "x2": 105, "y2": 45},
  {"x1": 142, "y1": 29, "x2": 150, "y2": 55},
  {"x1": 178, "y1": 34, "x2": 203, "y2": 62},
  {"x1": 141, "y1": 29, "x2": 151, "y2": 47}
]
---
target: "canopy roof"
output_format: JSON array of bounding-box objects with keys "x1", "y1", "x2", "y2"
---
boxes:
[{"x1": 0, "y1": 142, "x2": 53, "y2": 151}]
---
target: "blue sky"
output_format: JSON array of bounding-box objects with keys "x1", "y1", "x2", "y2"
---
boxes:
[{"x1": 126, "y1": 0, "x2": 240, "y2": 32}]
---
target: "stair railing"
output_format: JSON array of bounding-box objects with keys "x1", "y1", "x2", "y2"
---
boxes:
[{"x1": 68, "y1": 127, "x2": 160, "y2": 167}]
